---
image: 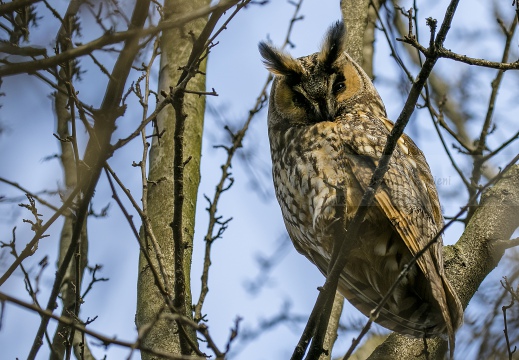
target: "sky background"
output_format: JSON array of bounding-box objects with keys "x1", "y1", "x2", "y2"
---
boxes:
[{"x1": 1, "y1": 0, "x2": 518, "y2": 359}]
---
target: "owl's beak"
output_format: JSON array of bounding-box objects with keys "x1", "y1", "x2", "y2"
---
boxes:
[{"x1": 316, "y1": 99, "x2": 335, "y2": 122}]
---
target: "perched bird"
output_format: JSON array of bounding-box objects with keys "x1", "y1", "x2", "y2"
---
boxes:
[{"x1": 259, "y1": 21, "x2": 463, "y2": 351}]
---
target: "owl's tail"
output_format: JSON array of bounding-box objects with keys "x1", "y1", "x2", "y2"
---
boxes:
[
  {"x1": 337, "y1": 269, "x2": 463, "y2": 356},
  {"x1": 429, "y1": 271, "x2": 464, "y2": 357}
]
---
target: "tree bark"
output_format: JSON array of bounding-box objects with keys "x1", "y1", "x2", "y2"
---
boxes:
[
  {"x1": 135, "y1": 0, "x2": 208, "y2": 358},
  {"x1": 368, "y1": 165, "x2": 519, "y2": 359},
  {"x1": 341, "y1": 0, "x2": 371, "y2": 70}
]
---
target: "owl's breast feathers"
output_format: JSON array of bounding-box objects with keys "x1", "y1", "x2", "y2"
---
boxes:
[
  {"x1": 269, "y1": 110, "x2": 463, "y2": 344},
  {"x1": 271, "y1": 122, "x2": 343, "y2": 258}
]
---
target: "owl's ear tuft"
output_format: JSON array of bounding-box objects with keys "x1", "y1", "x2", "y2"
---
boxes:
[
  {"x1": 319, "y1": 21, "x2": 346, "y2": 71},
  {"x1": 259, "y1": 42, "x2": 303, "y2": 80}
]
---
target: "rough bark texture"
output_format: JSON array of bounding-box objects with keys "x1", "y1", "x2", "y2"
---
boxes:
[
  {"x1": 341, "y1": 0, "x2": 371, "y2": 70},
  {"x1": 368, "y1": 165, "x2": 519, "y2": 359},
  {"x1": 135, "y1": 0, "x2": 208, "y2": 357},
  {"x1": 349, "y1": 334, "x2": 388, "y2": 360}
]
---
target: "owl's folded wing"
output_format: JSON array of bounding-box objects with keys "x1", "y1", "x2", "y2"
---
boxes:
[{"x1": 339, "y1": 113, "x2": 463, "y2": 350}]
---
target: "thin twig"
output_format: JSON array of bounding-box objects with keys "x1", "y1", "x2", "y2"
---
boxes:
[
  {"x1": 26, "y1": 1, "x2": 153, "y2": 358},
  {"x1": 468, "y1": 15, "x2": 518, "y2": 221},
  {"x1": 0, "y1": 292, "x2": 205, "y2": 360},
  {"x1": 427, "y1": 95, "x2": 472, "y2": 189},
  {"x1": 371, "y1": 2, "x2": 414, "y2": 83},
  {"x1": 194, "y1": 0, "x2": 304, "y2": 324},
  {"x1": 0, "y1": 0, "x2": 242, "y2": 77},
  {"x1": 480, "y1": 130, "x2": 519, "y2": 163},
  {"x1": 0, "y1": 177, "x2": 61, "y2": 213},
  {"x1": 0, "y1": 186, "x2": 81, "y2": 287},
  {"x1": 501, "y1": 279, "x2": 518, "y2": 360}
]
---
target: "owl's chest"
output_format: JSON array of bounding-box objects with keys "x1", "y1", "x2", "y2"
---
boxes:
[{"x1": 270, "y1": 126, "x2": 348, "y2": 254}]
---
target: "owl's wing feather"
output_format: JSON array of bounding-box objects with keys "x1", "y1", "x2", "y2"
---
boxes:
[
  {"x1": 307, "y1": 247, "x2": 444, "y2": 336},
  {"x1": 338, "y1": 113, "x2": 440, "y2": 263},
  {"x1": 374, "y1": 187, "x2": 456, "y2": 347},
  {"x1": 338, "y1": 113, "x2": 462, "y2": 348},
  {"x1": 346, "y1": 152, "x2": 456, "y2": 342}
]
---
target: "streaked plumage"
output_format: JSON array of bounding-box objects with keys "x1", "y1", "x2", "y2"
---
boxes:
[{"x1": 259, "y1": 21, "x2": 463, "y2": 351}]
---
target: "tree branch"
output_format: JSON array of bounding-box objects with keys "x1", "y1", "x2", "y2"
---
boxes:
[
  {"x1": 195, "y1": 0, "x2": 303, "y2": 324},
  {"x1": 26, "y1": 1, "x2": 153, "y2": 358},
  {"x1": 0, "y1": 0, "x2": 42, "y2": 16},
  {"x1": 0, "y1": 291, "x2": 206, "y2": 360},
  {"x1": 0, "y1": 0, "x2": 241, "y2": 77}
]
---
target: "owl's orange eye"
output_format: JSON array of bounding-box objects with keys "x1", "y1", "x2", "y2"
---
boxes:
[
  {"x1": 292, "y1": 92, "x2": 308, "y2": 108},
  {"x1": 333, "y1": 81, "x2": 345, "y2": 94}
]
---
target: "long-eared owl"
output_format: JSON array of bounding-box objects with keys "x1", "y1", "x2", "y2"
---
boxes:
[{"x1": 259, "y1": 21, "x2": 463, "y2": 349}]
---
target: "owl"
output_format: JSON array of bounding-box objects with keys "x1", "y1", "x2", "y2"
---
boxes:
[{"x1": 259, "y1": 21, "x2": 463, "y2": 350}]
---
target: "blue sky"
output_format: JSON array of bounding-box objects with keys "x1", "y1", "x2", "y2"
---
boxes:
[{"x1": 1, "y1": 1, "x2": 518, "y2": 359}]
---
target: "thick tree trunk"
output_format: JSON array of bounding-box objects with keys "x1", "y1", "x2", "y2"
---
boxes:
[
  {"x1": 135, "y1": 0, "x2": 208, "y2": 358},
  {"x1": 341, "y1": 0, "x2": 372, "y2": 70}
]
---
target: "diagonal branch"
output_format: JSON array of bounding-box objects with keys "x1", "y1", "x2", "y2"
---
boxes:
[
  {"x1": 294, "y1": 1, "x2": 462, "y2": 358},
  {"x1": 0, "y1": 0, "x2": 42, "y2": 16},
  {"x1": 0, "y1": 0, "x2": 241, "y2": 77},
  {"x1": 0, "y1": 185, "x2": 81, "y2": 287}
]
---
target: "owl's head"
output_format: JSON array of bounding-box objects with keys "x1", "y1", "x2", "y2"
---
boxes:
[{"x1": 259, "y1": 21, "x2": 386, "y2": 130}]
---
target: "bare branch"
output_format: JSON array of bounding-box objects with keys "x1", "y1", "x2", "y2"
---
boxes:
[
  {"x1": 194, "y1": 0, "x2": 304, "y2": 327},
  {"x1": 0, "y1": 0, "x2": 42, "y2": 16},
  {"x1": 0, "y1": 291, "x2": 206, "y2": 360},
  {"x1": 27, "y1": 1, "x2": 153, "y2": 357},
  {"x1": 0, "y1": 0, "x2": 242, "y2": 77},
  {"x1": 0, "y1": 177, "x2": 61, "y2": 212},
  {"x1": 466, "y1": 15, "x2": 518, "y2": 221},
  {"x1": 501, "y1": 281, "x2": 518, "y2": 360},
  {"x1": 0, "y1": 185, "x2": 81, "y2": 287}
]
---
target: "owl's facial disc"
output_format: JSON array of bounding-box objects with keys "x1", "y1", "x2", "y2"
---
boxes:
[
  {"x1": 259, "y1": 22, "x2": 367, "y2": 127},
  {"x1": 333, "y1": 60, "x2": 362, "y2": 104},
  {"x1": 274, "y1": 78, "x2": 332, "y2": 124},
  {"x1": 270, "y1": 56, "x2": 362, "y2": 125}
]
